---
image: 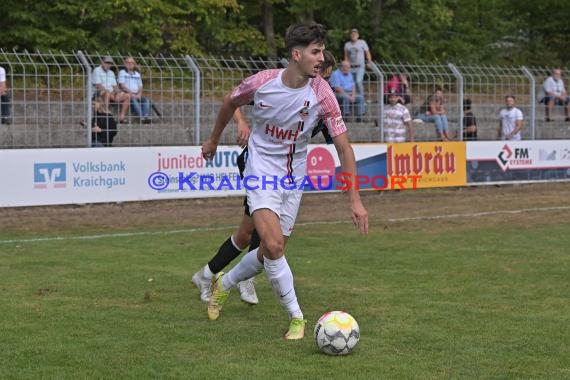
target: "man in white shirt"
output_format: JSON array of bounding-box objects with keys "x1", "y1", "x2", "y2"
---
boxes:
[
  {"x1": 201, "y1": 22, "x2": 368, "y2": 340},
  {"x1": 499, "y1": 95, "x2": 524, "y2": 140},
  {"x1": 118, "y1": 57, "x2": 152, "y2": 123},
  {"x1": 92, "y1": 56, "x2": 130, "y2": 123},
  {"x1": 0, "y1": 65, "x2": 11, "y2": 124},
  {"x1": 539, "y1": 68, "x2": 570, "y2": 122},
  {"x1": 383, "y1": 89, "x2": 414, "y2": 142}
]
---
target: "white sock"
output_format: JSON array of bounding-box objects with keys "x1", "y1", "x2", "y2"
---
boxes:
[
  {"x1": 202, "y1": 264, "x2": 213, "y2": 280},
  {"x1": 222, "y1": 248, "x2": 264, "y2": 291},
  {"x1": 264, "y1": 256, "x2": 303, "y2": 320}
]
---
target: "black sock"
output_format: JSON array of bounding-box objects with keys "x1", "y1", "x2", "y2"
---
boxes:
[
  {"x1": 249, "y1": 229, "x2": 260, "y2": 252},
  {"x1": 208, "y1": 236, "x2": 242, "y2": 273}
]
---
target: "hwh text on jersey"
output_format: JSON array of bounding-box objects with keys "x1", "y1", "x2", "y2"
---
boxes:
[{"x1": 265, "y1": 124, "x2": 299, "y2": 141}]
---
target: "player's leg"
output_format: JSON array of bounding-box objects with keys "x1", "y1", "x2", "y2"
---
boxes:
[
  {"x1": 234, "y1": 227, "x2": 262, "y2": 302},
  {"x1": 214, "y1": 190, "x2": 305, "y2": 337},
  {"x1": 208, "y1": 187, "x2": 305, "y2": 339},
  {"x1": 208, "y1": 208, "x2": 292, "y2": 322},
  {"x1": 192, "y1": 212, "x2": 253, "y2": 302},
  {"x1": 249, "y1": 228, "x2": 260, "y2": 251},
  {"x1": 235, "y1": 214, "x2": 260, "y2": 304},
  {"x1": 208, "y1": 189, "x2": 282, "y2": 321},
  {"x1": 235, "y1": 200, "x2": 261, "y2": 304},
  {"x1": 273, "y1": 189, "x2": 305, "y2": 339},
  {"x1": 207, "y1": 231, "x2": 266, "y2": 320}
]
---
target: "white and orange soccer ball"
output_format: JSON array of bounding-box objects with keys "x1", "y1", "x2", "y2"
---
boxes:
[{"x1": 314, "y1": 311, "x2": 360, "y2": 355}]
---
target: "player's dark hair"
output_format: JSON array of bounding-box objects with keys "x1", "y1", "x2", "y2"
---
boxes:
[
  {"x1": 285, "y1": 22, "x2": 327, "y2": 53},
  {"x1": 322, "y1": 51, "x2": 336, "y2": 71},
  {"x1": 505, "y1": 95, "x2": 516, "y2": 101}
]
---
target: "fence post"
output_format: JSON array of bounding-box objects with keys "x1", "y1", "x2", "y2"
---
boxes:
[
  {"x1": 367, "y1": 61, "x2": 384, "y2": 141},
  {"x1": 76, "y1": 51, "x2": 93, "y2": 147},
  {"x1": 184, "y1": 55, "x2": 201, "y2": 145},
  {"x1": 448, "y1": 63, "x2": 464, "y2": 141},
  {"x1": 521, "y1": 66, "x2": 536, "y2": 140}
]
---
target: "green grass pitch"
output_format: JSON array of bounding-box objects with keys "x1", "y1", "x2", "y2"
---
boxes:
[{"x1": 1, "y1": 220, "x2": 569, "y2": 379}]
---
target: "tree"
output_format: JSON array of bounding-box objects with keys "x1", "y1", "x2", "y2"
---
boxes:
[{"x1": 1, "y1": 0, "x2": 569, "y2": 66}]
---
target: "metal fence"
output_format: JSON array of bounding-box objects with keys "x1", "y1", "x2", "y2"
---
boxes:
[{"x1": 0, "y1": 49, "x2": 568, "y2": 148}]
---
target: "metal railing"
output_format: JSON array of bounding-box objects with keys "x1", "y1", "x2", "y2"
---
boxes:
[{"x1": 0, "y1": 49, "x2": 568, "y2": 148}]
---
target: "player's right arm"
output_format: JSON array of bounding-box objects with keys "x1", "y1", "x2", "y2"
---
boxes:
[
  {"x1": 233, "y1": 107, "x2": 250, "y2": 148},
  {"x1": 202, "y1": 70, "x2": 279, "y2": 160},
  {"x1": 202, "y1": 93, "x2": 238, "y2": 159}
]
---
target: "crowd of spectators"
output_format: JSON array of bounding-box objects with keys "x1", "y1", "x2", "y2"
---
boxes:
[{"x1": 2, "y1": 43, "x2": 570, "y2": 144}]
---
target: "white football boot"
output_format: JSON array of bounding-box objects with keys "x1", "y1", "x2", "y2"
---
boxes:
[
  {"x1": 191, "y1": 269, "x2": 212, "y2": 303},
  {"x1": 237, "y1": 277, "x2": 258, "y2": 305}
]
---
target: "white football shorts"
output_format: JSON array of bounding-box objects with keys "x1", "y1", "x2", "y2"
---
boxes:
[{"x1": 247, "y1": 186, "x2": 303, "y2": 236}]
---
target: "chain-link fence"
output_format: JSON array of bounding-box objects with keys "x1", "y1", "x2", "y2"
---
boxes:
[{"x1": 1, "y1": 49, "x2": 568, "y2": 148}]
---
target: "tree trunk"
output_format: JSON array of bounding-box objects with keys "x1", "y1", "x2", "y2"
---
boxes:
[
  {"x1": 263, "y1": 1, "x2": 276, "y2": 58},
  {"x1": 370, "y1": 0, "x2": 383, "y2": 46}
]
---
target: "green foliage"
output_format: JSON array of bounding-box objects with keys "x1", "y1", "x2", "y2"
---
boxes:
[{"x1": 1, "y1": 0, "x2": 569, "y2": 65}]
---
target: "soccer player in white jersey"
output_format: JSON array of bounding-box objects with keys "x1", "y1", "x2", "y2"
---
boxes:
[
  {"x1": 201, "y1": 22, "x2": 368, "y2": 340},
  {"x1": 191, "y1": 52, "x2": 338, "y2": 306},
  {"x1": 499, "y1": 95, "x2": 524, "y2": 141}
]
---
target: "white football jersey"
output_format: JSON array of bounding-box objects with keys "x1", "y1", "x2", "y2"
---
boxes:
[{"x1": 231, "y1": 69, "x2": 346, "y2": 181}]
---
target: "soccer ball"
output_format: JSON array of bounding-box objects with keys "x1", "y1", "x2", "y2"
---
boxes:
[{"x1": 314, "y1": 311, "x2": 360, "y2": 355}]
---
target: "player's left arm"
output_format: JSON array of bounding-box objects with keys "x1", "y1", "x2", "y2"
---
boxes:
[{"x1": 332, "y1": 132, "x2": 368, "y2": 234}]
